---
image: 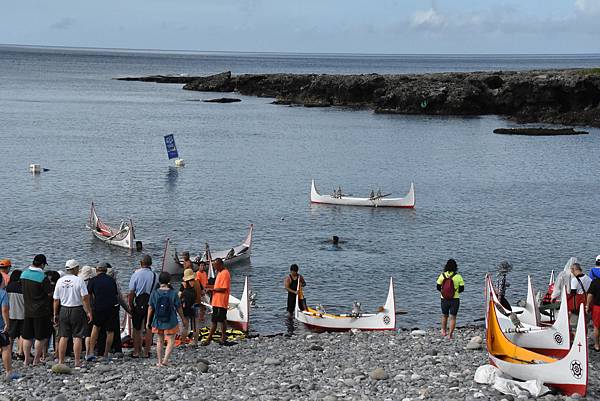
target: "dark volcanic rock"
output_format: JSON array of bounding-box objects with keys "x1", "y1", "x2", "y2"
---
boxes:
[
  {"x1": 493, "y1": 127, "x2": 589, "y2": 136},
  {"x1": 119, "y1": 69, "x2": 600, "y2": 127},
  {"x1": 202, "y1": 97, "x2": 241, "y2": 103},
  {"x1": 115, "y1": 75, "x2": 199, "y2": 84}
]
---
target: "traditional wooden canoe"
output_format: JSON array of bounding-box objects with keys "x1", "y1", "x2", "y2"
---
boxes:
[
  {"x1": 160, "y1": 225, "x2": 253, "y2": 275},
  {"x1": 310, "y1": 180, "x2": 415, "y2": 208},
  {"x1": 295, "y1": 277, "x2": 396, "y2": 331},
  {"x1": 87, "y1": 202, "x2": 138, "y2": 249},
  {"x1": 486, "y1": 300, "x2": 588, "y2": 396},
  {"x1": 202, "y1": 276, "x2": 250, "y2": 332},
  {"x1": 199, "y1": 225, "x2": 253, "y2": 266},
  {"x1": 485, "y1": 275, "x2": 570, "y2": 357}
]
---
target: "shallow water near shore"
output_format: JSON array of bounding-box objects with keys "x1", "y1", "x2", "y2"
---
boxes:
[{"x1": 1, "y1": 47, "x2": 600, "y2": 334}]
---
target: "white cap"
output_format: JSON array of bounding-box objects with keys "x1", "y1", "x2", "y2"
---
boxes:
[
  {"x1": 596, "y1": 255, "x2": 600, "y2": 262},
  {"x1": 65, "y1": 259, "x2": 80, "y2": 270}
]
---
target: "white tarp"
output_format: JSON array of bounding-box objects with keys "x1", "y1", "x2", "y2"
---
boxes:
[{"x1": 474, "y1": 365, "x2": 550, "y2": 397}]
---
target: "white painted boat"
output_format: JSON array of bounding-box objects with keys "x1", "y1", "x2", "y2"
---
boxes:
[
  {"x1": 485, "y1": 275, "x2": 570, "y2": 357},
  {"x1": 199, "y1": 225, "x2": 253, "y2": 266},
  {"x1": 486, "y1": 299, "x2": 588, "y2": 396},
  {"x1": 295, "y1": 277, "x2": 396, "y2": 331},
  {"x1": 310, "y1": 180, "x2": 415, "y2": 208},
  {"x1": 202, "y1": 276, "x2": 250, "y2": 332},
  {"x1": 160, "y1": 225, "x2": 253, "y2": 275},
  {"x1": 87, "y1": 202, "x2": 137, "y2": 249}
]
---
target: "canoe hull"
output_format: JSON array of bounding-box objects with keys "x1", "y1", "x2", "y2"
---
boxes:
[
  {"x1": 485, "y1": 275, "x2": 570, "y2": 357},
  {"x1": 295, "y1": 277, "x2": 395, "y2": 331},
  {"x1": 88, "y1": 202, "x2": 136, "y2": 249},
  {"x1": 486, "y1": 298, "x2": 588, "y2": 396},
  {"x1": 310, "y1": 180, "x2": 415, "y2": 208}
]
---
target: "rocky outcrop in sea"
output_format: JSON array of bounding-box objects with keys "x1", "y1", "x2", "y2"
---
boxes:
[{"x1": 117, "y1": 69, "x2": 600, "y2": 127}]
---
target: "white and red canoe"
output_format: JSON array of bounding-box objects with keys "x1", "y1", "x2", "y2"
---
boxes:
[
  {"x1": 486, "y1": 299, "x2": 588, "y2": 396},
  {"x1": 295, "y1": 277, "x2": 396, "y2": 331},
  {"x1": 87, "y1": 202, "x2": 138, "y2": 250},
  {"x1": 202, "y1": 276, "x2": 250, "y2": 332},
  {"x1": 199, "y1": 225, "x2": 253, "y2": 266},
  {"x1": 160, "y1": 225, "x2": 253, "y2": 275},
  {"x1": 310, "y1": 180, "x2": 415, "y2": 208},
  {"x1": 485, "y1": 275, "x2": 570, "y2": 357}
]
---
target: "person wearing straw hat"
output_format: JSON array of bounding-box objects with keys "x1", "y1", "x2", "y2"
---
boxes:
[
  {"x1": 179, "y1": 269, "x2": 202, "y2": 345},
  {"x1": 53, "y1": 260, "x2": 92, "y2": 367}
]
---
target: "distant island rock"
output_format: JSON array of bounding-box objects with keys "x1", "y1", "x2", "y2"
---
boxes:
[
  {"x1": 116, "y1": 69, "x2": 600, "y2": 127},
  {"x1": 202, "y1": 97, "x2": 241, "y2": 103},
  {"x1": 493, "y1": 127, "x2": 588, "y2": 136}
]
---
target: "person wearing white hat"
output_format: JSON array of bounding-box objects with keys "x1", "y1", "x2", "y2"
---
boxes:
[{"x1": 52, "y1": 260, "x2": 92, "y2": 367}]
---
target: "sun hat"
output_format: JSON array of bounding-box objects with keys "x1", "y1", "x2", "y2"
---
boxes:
[
  {"x1": 183, "y1": 269, "x2": 195, "y2": 282},
  {"x1": 65, "y1": 259, "x2": 80, "y2": 270},
  {"x1": 79, "y1": 265, "x2": 96, "y2": 280},
  {"x1": 0, "y1": 259, "x2": 11, "y2": 268},
  {"x1": 596, "y1": 255, "x2": 600, "y2": 262}
]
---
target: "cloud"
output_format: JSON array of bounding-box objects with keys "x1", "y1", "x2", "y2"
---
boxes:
[
  {"x1": 575, "y1": 0, "x2": 600, "y2": 14},
  {"x1": 411, "y1": 8, "x2": 446, "y2": 30},
  {"x1": 50, "y1": 17, "x2": 76, "y2": 30}
]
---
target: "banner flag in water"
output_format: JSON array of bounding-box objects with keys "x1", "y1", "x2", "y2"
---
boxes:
[{"x1": 164, "y1": 134, "x2": 179, "y2": 159}]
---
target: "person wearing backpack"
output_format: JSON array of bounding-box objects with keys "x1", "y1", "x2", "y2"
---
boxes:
[
  {"x1": 436, "y1": 259, "x2": 464, "y2": 339},
  {"x1": 178, "y1": 269, "x2": 202, "y2": 345},
  {"x1": 147, "y1": 272, "x2": 186, "y2": 367},
  {"x1": 127, "y1": 255, "x2": 157, "y2": 358}
]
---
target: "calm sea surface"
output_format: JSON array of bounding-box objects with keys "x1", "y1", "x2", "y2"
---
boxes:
[{"x1": 1, "y1": 46, "x2": 600, "y2": 334}]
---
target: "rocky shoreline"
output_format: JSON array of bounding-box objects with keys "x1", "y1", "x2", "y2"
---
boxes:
[
  {"x1": 116, "y1": 69, "x2": 600, "y2": 127},
  {"x1": 2, "y1": 326, "x2": 598, "y2": 401}
]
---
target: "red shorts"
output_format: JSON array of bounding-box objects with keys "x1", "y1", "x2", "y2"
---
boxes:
[{"x1": 593, "y1": 305, "x2": 600, "y2": 329}]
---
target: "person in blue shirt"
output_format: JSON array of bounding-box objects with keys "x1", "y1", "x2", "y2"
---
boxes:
[{"x1": 147, "y1": 272, "x2": 186, "y2": 367}]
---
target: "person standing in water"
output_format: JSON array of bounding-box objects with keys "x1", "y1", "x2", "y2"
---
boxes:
[
  {"x1": 284, "y1": 264, "x2": 306, "y2": 316},
  {"x1": 436, "y1": 259, "x2": 464, "y2": 339}
]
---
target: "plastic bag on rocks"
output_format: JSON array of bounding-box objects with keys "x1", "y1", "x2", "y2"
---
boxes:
[
  {"x1": 492, "y1": 376, "x2": 550, "y2": 397},
  {"x1": 474, "y1": 365, "x2": 502, "y2": 384}
]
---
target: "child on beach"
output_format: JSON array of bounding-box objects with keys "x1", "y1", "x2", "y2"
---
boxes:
[{"x1": 147, "y1": 272, "x2": 187, "y2": 367}]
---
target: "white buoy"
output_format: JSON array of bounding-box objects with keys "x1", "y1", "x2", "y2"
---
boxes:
[
  {"x1": 174, "y1": 158, "x2": 185, "y2": 167},
  {"x1": 29, "y1": 164, "x2": 41, "y2": 174}
]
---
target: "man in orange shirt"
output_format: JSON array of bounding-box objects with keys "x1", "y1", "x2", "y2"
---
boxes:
[{"x1": 201, "y1": 258, "x2": 230, "y2": 346}]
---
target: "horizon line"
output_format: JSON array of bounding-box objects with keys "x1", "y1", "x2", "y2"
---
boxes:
[{"x1": 2, "y1": 43, "x2": 600, "y2": 58}]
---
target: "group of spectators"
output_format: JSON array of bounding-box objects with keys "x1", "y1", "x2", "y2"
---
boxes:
[{"x1": 0, "y1": 252, "x2": 232, "y2": 377}]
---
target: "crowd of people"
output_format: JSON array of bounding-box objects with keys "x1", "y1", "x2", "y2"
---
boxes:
[{"x1": 0, "y1": 252, "x2": 233, "y2": 378}]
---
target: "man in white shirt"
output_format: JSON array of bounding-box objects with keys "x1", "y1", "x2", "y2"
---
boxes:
[{"x1": 53, "y1": 260, "x2": 92, "y2": 367}]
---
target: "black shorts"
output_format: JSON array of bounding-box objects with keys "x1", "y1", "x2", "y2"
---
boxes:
[
  {"x1": 441, "y1": 298, "x2": 460, "y2": 316},
  {"x1": 92, "y1": 307, "x2": 117, "y2": 332},
  {"x1": 8, "y1": 319, "x2": 24, "y2": 339},
  {"x1": 211, "y1": 306, "x2": 227, "y2": 323},
  {"x1": 58, "y1": 306, "x2": 88, "y2": 338},
  {"x1": 132, "y1": 304, "x2": 148, "y2": 330},
  {"x1": 22, "y1": 316, "x2": 53, "y2": 341}
]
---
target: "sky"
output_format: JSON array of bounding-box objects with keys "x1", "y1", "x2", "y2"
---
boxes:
[{"x1": 1, "y1": 0, "x2": 599, "y2": 54}]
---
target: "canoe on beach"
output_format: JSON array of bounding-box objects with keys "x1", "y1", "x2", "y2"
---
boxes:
[
  {"x1": 87, "y1": 202, "x2": 138, "y2": 250},
  {"x1": 486, "y1": 299, "x2": 588, "y2": 396},
  {"x1": 484, "y1": 275, "x2": 570, "y2": 357},
  {"x1": 310, "y1": 180, "x2": 415, "y2": 208},
  {"x1": 295, "y1": 277, "x2": 396, "y2": 331}
]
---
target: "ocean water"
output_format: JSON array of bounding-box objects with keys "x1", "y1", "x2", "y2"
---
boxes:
[{"x1": 1, "y1": 46, "x2": 600, "y2": 334}]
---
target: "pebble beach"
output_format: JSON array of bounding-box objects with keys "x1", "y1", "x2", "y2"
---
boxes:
[{"x1": 2, "y1": 326, "x2": 598, "y2": 401}]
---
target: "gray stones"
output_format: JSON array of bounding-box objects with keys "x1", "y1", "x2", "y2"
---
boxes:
[
  {"x1": 264, "y1": 357, "x2": 282, "y2": 365},
  {"x1": 369, "y1": 367, "x2": 389, "y2": 380},
  {"x1": 51, "y1": 364, "x2": 72, "y2": 374},
  {"x1": 410, "y1": 329, "x2": 427, "y2": 336},
  {"x1": 343, "y1": 367, "x2": 360, "y2": 377},
  {"x1": 53, "y1": 396, "x2": 68, "y2": 401},
  {"x1": 310, "y1": 344, "x2": 324, "y2": 351},
  {"x1": 198, "y1": 361, "x2": 209, "y2": 373}
]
